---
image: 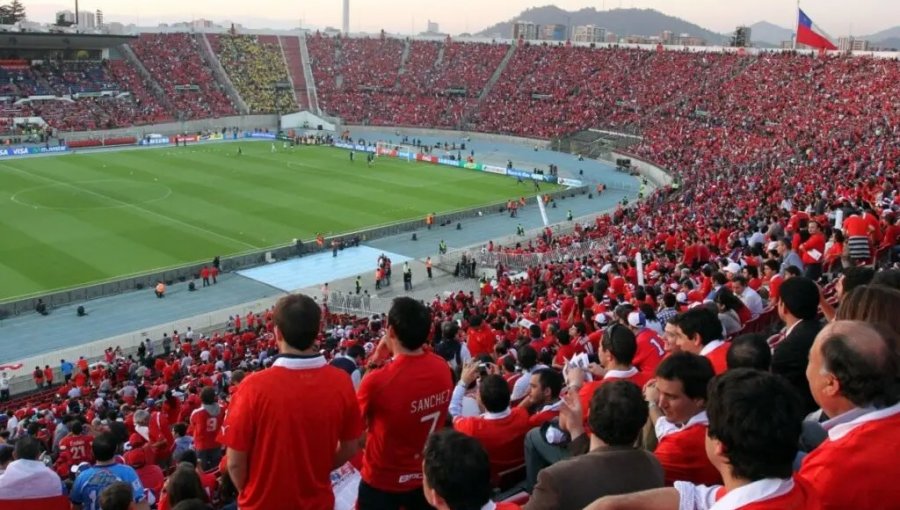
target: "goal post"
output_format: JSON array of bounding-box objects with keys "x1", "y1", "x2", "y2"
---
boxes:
[{"x1": 375, "y1": 141, "x2": 418, "y2": 162}]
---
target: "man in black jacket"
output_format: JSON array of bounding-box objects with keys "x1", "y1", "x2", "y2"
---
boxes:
[{"x1": 772, "y1": 276, "x2": 822, "y2": 414}]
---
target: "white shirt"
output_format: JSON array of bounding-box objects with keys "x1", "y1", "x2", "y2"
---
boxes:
[
  {"x1": 738, "y1": 287, "x2": 764, "y2": 319},
  {"x1": 674, "y1": 477, "x2": 795, "y2": 510},
  {"x1": 0, "y1": 376, "x2": 8, "y2": 390},
  {"x1": 0, "y1": 459, "x2": 63, "y2": 499},
  {"x1": 656, "y1": 411, "x2": 709, "y2": 441},
  {"x1": 447, "y1": 343, "x2": 473, "y2": 372},
  {"x1": 511, "y1": 364, "x2": 548, "y2": 401}
]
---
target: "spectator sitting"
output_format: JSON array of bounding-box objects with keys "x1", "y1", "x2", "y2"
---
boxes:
[
  {"x1": 422, "y1": 429, "x2": 522, "y2": 510},
  {"x1": 725, "y1": 333, "x2": 772, "y2": 371},
  {"x1": 0, "y1": 436, "x2": 63, "y2": 499},
  {"x1": 0, "y1": 445, "x2": 12, "y2": 475},
  {"x1": 171, "y1": 423, "x2": 194, "y2": 465},
  {"x1": 772, "y1": 277, "x2": 822, "y2": 414},
  {"x1": 587, "y1": 370, "x2": 818, "y2": 510},
  {"x1": 450, "y1": 366, "x2": 531, "y2": 487},
  {"x1": 667, "y1": 308, "x2": 729, "y2": 375},
  {"x1": 71, "y1": 433, "x2": 149, "y2": 510},
  {"x1": 527, "y1": 381, "x2": 664, "y2": 510},
  {"x1": 644, "y1": 352, "x2": 720, "y2": 486},
  {"x1": 159, "y1": 463, "x2": 209, "y2": 510},
  {"x1": 124, "y1": 446, "x2": 164, "y2": 504},
  {"x1": 519, "y1": 368, "x2": 563, "y2": 428},
  {"x1": 797, "y1": 321, "x2": 900, "y2": 510}
]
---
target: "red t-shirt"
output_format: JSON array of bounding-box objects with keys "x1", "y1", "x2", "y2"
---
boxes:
[
  {"x1": 798, "y1": 409, "x2": 900, "y2": 510},
  {"x1": 220, "y1": 356, "x2": 363, "y2": 510},
  {"x1": 655, "y1": 422, "x2": 721, "y2": 486},
  {"x1": 453, "y1": 407, "x2": 532, "y2": 484},
  {"x1": 711, "y1": 477, "x2": 820, "y2": 509},
  {"x1": 634, "y1": 329, "x2": 666, "y2": 376},
  {"x1": 358, "y1": 352, "x2": 453, "y2": 492},
  {"x1": 578, "y1": 369, "x2": 650, "y2": 427},
  {"x1": 59, "y1": 434, "x2": 94, "y2": 464},
  {"x1": 189, "y1": 406, "x2": 223, "y2": 451},
  {"x1": 703, "y1": 342, "x2": 730, "y2": 375}
]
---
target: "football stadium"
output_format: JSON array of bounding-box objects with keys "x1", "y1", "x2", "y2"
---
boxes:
[{"x1": 0, "y1": 1, "x2": 898, "y2": 509}]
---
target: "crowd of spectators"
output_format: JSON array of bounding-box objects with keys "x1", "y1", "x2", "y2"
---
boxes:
[
  {"x1": 209, "y1": 34, "x2": 296, "y2": 114},
  {"x1": 129, "y1": 33, "x2": 237, "y2": 120}
]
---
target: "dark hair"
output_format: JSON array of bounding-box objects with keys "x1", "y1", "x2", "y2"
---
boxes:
[
  {"x1": 656, "y1": 352, "x2": 715, "y2": 400},
  {"x1": 200, "y1": 387, "x2": 216, "y2": 405},
  {"x1": 532, "y1": 368, "x2": 563, "y2": 399},
  {"x1": 479, "y1": 374, "x2": 511, "y2": 413},
  {"x1": 172, "y1": 499, "x2": 211, "y2": 510},
  {"x1": 712, "y1": 272, "x2": 728, "y2": 286},
  {"x1": 441, "y1": 321, "x2": 460, "y2": 340},
  {"x1": 842, "y1": 266, "x2": 876, "y2": 295},
  {"x1": 714, "y1": 287, "x2": 746, "y2": 315},
  {"x1": 388, "y1": 297, "x2": 432, "y2": 350},
  {"x1": 273, "y1": 294, "x2": 321, "y2": 350},
  {"x1": 601, "y1": 325, "x2": 637, "y2": 365},
  {"x1": 763, "y1": 259, "x2": 780, "y2": 273},
  {"x1": 176, "y1": 448, "x2": 199, "y2": 467},
  {"x1": 779, "y1": 277, "x2": 819, "y2": 320},
  {"x1": 663, "y1": 293, "x2": 677, "y2": 308},
  {"x1": 589, "y1": 381, "x2": 649, "y2": 446},
  {"x1": 167, "y1": 464, "x2": 206, "y2": 507},
  {"x1": 92, "y1": 433, "x2": 117, "y2": 462},
  {"x1": 821, "y1": 330, "x2": 899, "y2": 408},
  {"x1": 13, "y1": 436, "x2": 41, "y2": 461},
  {"x1": 517, "y1": 344, "x2": 538, "y2": 371},
  {"x1": 870, "y1": 269, "x2": 900, "y2": 291},
  {"x1": 173, "y1": 422, "x2": 188, "y2": 437},
  {"x1": 669, "y1": 308, "x2": 722, "y2": 345},
  {"x1": 424, "y1": 430, "x2": 492, "y2": 510},
  {"x1": 727, "y1": 334, "x2": 772, "y2": 371},
  {"x1": 71, "y1": 421, "x2": 84, "y2": 435},
  {"x1": 0, "y1": 445, "x2": 12, "y2": 466},
  {"x1": 99, "y1": 481, "x2": 134, "y2": 510},
  {"x1": 785, "y1": 266, "x2": 803, "y2": 277},
  {"x1": 346, "y1": 344, "x2": 366, "y2": 360},
  {"x1": 706, "y1": 369, "x2": 803, "y2": 481}
]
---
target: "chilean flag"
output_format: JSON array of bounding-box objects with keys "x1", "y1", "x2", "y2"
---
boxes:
[{"x1": 797, "y1": 9, "x2": 837, "y2": 50}]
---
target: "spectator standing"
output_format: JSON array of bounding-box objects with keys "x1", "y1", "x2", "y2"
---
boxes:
[
  {"x1": 70, "y1": 433, "x2": 148, "y2": 510},
  {"x1": 0, "y1": 436, "x2": 63, "y2": 499},
  {"x1": 43, "y1": 365, "x2": 54, "y2": 387},
  {"x1": 422, "y1": 430, "x2": 522, "y2": 510},
  {"x1": 162, "y1": 334, "x2": 172, "y2": 357},
  {"x1": 356, "y1": 297, "x2": 454, "y2": 510},
  {"x1": 0, "y1": 373, "x2": 8, "y2": 401},
  {"x1": 188, "y1": 387, "x2": 223, "y2": 471},
  {"x1": 772, "y1": 277, "x2": 822, "y2": 414},
  {"x1": 526, "y1": 381, "x2": 664, "y2": 510},
  {"x1": 61, "y1": 358, "x2": 74, "y2": 383},
  {"x1": 220, "y1": 294, "x2": 363, "y2": 510}
]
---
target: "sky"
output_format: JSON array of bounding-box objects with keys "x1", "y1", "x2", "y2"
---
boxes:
[{"x1": 22, "y1": 0, "x2": 897, "y2": 37}]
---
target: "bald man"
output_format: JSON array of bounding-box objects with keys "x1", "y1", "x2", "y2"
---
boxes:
[{"x1": 798, "y1": 321, "x2": 900, "y2": 510}]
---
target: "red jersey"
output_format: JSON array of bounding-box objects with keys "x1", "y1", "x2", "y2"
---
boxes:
[
  {"x1": 528, "y1": 401, "x2": 562, "y2": 428},
  {"x1": 189, "y1": 406, "x2": 223, "y2": 451},
  {"x1": 453, "y1": 407, "x2": 532, "y2": 484},
  {"x1": 578, "y1": 368, "x2": 650, "y2": 426},
  {"x1": 655, "y1": 418, "x2": 721, "y2": 486},
  {"x1": 683, "y1": 477, "x2": 820, "y2": 510},
  {"x1": 701, "y1": 341, "x2": 730, "y2": 375},
  {"x1": 467, "y1": 325, "x2": 496, "y2": 358},
  {"x1": 798, "y1": 405, "x2": 900, "y2": 510},
  {"x1": 358, "y1": 352, "x2": 453, "y2": 492},
  {"x1": 220, "y1": 355, "x2": 362, "y2": 510},
  {"x1": 634, "y1": 328, "x2": 665, "y2": 376},
  {"x1": 59, "y1": 434, "x2": 94, "y2": 464}
]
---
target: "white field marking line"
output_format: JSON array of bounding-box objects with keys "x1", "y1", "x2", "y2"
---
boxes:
[
  {"x1": 10, "y1": 179, "x2": 173, "y2": 211},
  {"x1": 0, "y1": 162, "x2": 258, "y2": 250}
]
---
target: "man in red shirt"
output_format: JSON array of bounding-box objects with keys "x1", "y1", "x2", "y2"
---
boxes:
[
  {"x1": 644, "y1": 352, "x2": 720, "y2": 486},
  {"x1": 451, "y1": 369, "x2": 532, "y2": 486},
  {"x1": 58, "y1": 421, "x2": 94, "y2": 465},
  {"x1": 466, "y1": 315, "x2": 496, "y2": 358},
  {"x1": 623, "y1": 310, "x2": 665, "y2": 377},
  {"x1": 798, "y1": 321, "x2": 900, "y2": 510},
  {"x1": 188, "y1": 386, "x2": 223, "y2": 471},
  {"x1": 518, "y1": 368, "x2": 563, "y2": 427},
  {"x1": 221, "y1": 293, "x2": 363, "y2": 510},
  {"x1": 667, "y1": 308, "x2": 729, "y2": 375},
  {"x1": 357, "y1": 297, "x2": 454, "y2": 510},
  {"x1": 586, "y1": 369, "x2": 819, "y2": 510},
  {"x1": 423, "y1": 430, "x2": 522, "y2": 510}
]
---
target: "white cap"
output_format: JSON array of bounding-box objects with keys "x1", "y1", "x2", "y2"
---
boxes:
[
  {"x1": 593, "y1": 313, "x2": 609, "y2": 325},
  {"x1": 676, "y1": 292, "x2": 688, "y2": 304},
  {"x1": 627, "y1": 312, "x2": 645, "y2": 328},
  {"x1": 725, "y1": 262, "x2": 742, "y2": 275}
]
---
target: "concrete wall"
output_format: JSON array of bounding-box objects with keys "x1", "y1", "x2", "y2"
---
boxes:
[
  {"x1": 610, "y1": 150, "x2": 674, "y2": 188},
  {"x1": 59, "y1": 114, "x2": 279, "y2": 141},
  {"x1": 344, "y1": 125, "x2": 552, "y2": 149}
]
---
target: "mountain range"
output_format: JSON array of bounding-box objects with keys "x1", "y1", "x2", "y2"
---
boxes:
[{"x1": 475, "y1": 6, "x2": 899, "y2": 50}]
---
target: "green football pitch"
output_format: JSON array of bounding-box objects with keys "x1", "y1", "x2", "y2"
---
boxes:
[{"x1": 0, "y1": 142, "x2": 555, "y2": 302}]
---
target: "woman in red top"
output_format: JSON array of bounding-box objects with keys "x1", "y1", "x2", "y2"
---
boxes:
[{"x1": 798, "y1": 221, "x2": 826, "y2": 281}]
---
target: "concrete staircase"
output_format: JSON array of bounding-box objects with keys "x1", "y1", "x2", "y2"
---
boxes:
[
  {"x1": 298, "y1": 33, "x2": 321, "y2": 115},
  {"x1": 435, "y1": 42, "x2": 446, "y2": 66},
  {"x1": 277, "y1": 35, "x2": 303, "y2": 110},
  {"x1": 397, "y1": 38, "x2": 412, "y2": 75},
  {"x1": 118, "y1": 43, "x2": 176, "y2": 115},
  {"x1": 197, "y1": 34, "x2": 250, "y2": 115},
  {"x1": 479, "y1": 43, "x2": 516, "y2": 101}
]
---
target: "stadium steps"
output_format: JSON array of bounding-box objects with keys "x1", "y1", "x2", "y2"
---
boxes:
[
  {"x1": 479, "y1": 43, "x2": 516, "y2": 101},
  {"x1": 397, "y1": 38, "x2": 412, "y2": 76},
  {"x1": 298, "y1": 33, "x2": 321, "y2": 115},
  {"x1": 435, "y1": 41, "x2": 446, "y2": 66},
  {"x1": 119, "y1": 43, "x2": 177, "y2": 115},
  {"x1": 198, "y1": 33, "x2": 250, "y2": 115},
  {"x1": 275, "y1": 36, "x2": 302, "y2": 109},
  {"x1": 278, "y1": 35, "x2": 308, "y2": 111}
]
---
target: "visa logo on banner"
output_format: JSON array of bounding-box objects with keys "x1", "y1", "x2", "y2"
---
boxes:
[{"x1": 0, "y1": 145, "x2": 68, "y2": 157}]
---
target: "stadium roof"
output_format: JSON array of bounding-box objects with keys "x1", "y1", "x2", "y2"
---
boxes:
[{"x1": 0, "y1": 31, "x2": 136, "y2": 50}]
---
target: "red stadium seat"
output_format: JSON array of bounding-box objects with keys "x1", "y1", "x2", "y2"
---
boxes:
[{"x1": 0, "y1": 495, "x2": 69, "y2": 510}]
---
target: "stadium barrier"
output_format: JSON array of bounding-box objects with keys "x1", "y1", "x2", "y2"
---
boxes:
[{"x1": 0, "y1": 145, "x2": 68, "y2": 157}]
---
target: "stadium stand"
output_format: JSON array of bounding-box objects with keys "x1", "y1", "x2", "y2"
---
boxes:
[
  {"x1": 1, "y1": 35, "x2": 899, "y2": 510},
  {"x1": 129, "y1": 33, "x2": 237, "y2": 120},
  {"x1": 208, "y1": 33, "x2": 297, "y2": 113}
]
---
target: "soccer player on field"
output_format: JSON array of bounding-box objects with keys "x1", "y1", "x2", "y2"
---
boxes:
[
  {"x1": 356, "y1": 297, "x2": 454, "y2": 509},
  {"x1": 220, "y1": 294, "x2": 363, "y2": 510}
]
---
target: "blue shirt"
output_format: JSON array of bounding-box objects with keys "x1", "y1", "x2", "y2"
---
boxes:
[
  {"x1": 61, "y1": 361, "x2": 74, "y2": 376},
  {"x1": 70, "y1": 464, "x2": 145, "y2": 510}
]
